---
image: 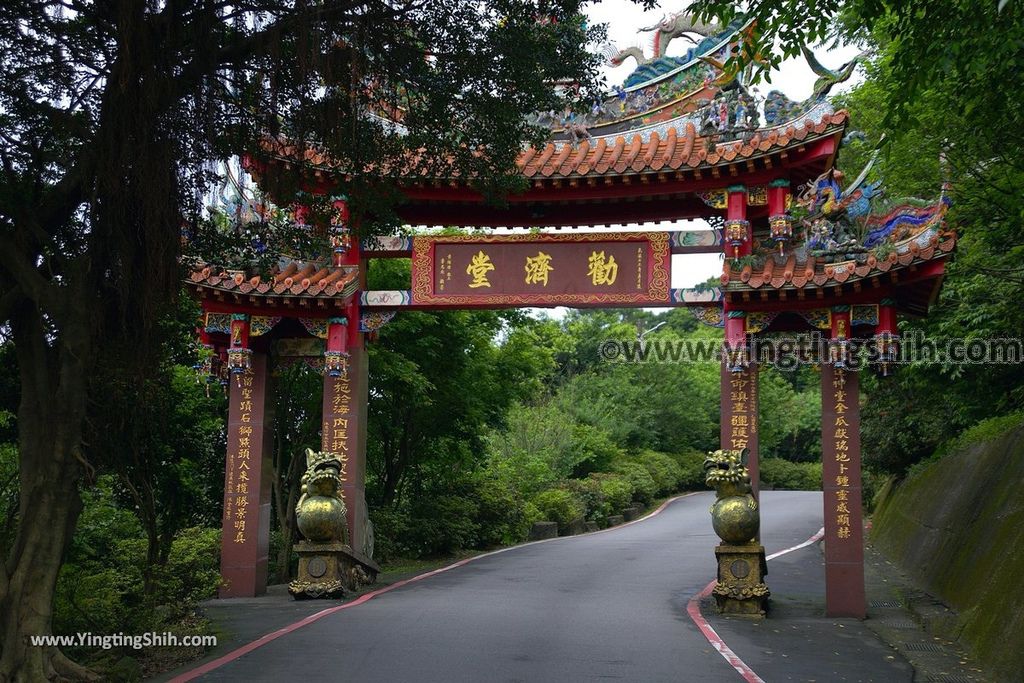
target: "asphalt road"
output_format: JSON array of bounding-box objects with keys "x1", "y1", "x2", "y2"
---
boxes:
[{"x1": 195, "y1": 491, "x2": 834, "y2": 682}]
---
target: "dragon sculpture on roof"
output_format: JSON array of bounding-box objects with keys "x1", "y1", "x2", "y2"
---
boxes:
[
  {"x1": 644, "y1": 11, "x2": 722, "y2": 59},
  {"x1": 792, "y1": 142, "x2": 952, "y2": 261},
  {"x1": 763, "y1": 48, "x2": 862, "y2": 125},
  {"x1": 602, "y1": 10, "x2": 721, "y2": 69}
]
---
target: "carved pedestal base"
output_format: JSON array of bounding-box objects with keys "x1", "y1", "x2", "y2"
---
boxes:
[
  {"x1": 288, "y1": 542, "x2": 381, "y2": 600},
  {"x1": 713, "y1": 543, "x2": 769, "y2": 616}
]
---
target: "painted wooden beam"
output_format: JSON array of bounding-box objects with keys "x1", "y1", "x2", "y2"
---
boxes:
[
  {"x1": 361, "y1": 231, "x2": 724, "y2": 258},
  {"x1": 360, "y1": 288, "x2": 723, "y2": 309}
]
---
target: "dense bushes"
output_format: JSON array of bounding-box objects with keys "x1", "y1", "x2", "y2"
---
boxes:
[
  {"x1": 532, "y1": 489, "x2": 587, "y2": 533},
  {"x1": 592, "y1": 473, "x2": 633, "y2": 516},
  {"x1": 53, "y1": 478, "x2": 220, "y2": 675},
  {"x1": 369, "y1": 473, "x2": 533, "y2": 563},
  {"x1": 673, "y1": 449, "x2": 708, "y2": 490},
  {"x1": 636, "y1": 450, "x2": 684, "y2": 495},
  {"x1": 759, "y1": 458, "x2": 822, "y2": 490},
  {"x1": 474, "y1": 475, "x2": 532, "y2": 547},
  {"x1": 611, "y1": 461, "x2": 657, "y2": 505},
  {"x1": 558, "y1": 477, "x2": 605, "y2": 525},
  {"x1": 369, "y1": 443, "x2": 709, "y2": 561}
]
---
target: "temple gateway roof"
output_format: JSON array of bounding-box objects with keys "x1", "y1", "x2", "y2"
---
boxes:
[{"x1": 193, "y1": 9, "x2": 954, "y2": 322}]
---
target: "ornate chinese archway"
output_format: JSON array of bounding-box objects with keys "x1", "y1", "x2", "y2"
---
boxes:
[{"x1": 189, "y1": 12, "x2": 954, "y2": 617}]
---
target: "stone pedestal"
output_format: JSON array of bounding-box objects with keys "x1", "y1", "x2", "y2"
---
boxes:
[
  {"x1": 288, "y1": 541, "x2": 381, "y2": 600},
  {"x1": 713, "y1": 544, "x2": 769, "y2": 616}
]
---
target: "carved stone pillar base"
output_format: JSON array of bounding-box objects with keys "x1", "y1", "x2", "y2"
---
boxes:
[
  {"x1": 288, "y1": 541, "x2": 381, "y2": 600},
  {"x1": 713, "y1": 543, "x2": 769, "y2": 616}
]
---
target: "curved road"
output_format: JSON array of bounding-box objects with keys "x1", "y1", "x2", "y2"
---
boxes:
[{"x1": 197, "y1": 491, "x2": 825, "y2": 682}]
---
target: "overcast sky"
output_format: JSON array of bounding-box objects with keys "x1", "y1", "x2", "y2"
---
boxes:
[{"x1": 574, "y1": 1, "x2": 861, "y2": 293}]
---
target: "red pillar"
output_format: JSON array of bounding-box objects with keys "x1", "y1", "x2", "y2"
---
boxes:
[
  {"x1": 320, "y1": 196, "x2": 370, "y2": 556},
  {"x1": 821, "y1": 352, "x2": 866, "y2": 616},
  {"x1": 321, "y1": 311, "x2": 368, "y2": 555},
  {"x1": 721, "y1": 184, "x2": 758, "y2": 495},
  {"x1": 219, "y1": 347, "x2": 273, "y2": 598}
]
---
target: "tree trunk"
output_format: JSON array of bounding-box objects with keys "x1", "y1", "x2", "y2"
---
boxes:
[
  {"x1": 0, "y1": 306, "x2": 99, "y2": 681},
  {"x1": 0, "y1": 441, "x2": 91, "y2": 681}
]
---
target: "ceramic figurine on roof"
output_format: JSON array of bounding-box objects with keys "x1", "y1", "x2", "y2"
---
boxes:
[
  {"x1": 798, "y1": 148, "x2": 883, "y2": 219},
  {"x1": 778, "y1": 146, "x2": 952, "y2": 264},
  {"x1": 697, "y1": 87, "x2": 760, "y2": 152},
  {"x1": 803, "y1": 47, "x2": 861, "y2": 100},
  {"x1": 763, "y1": 48, "x2": 861, "y2": 125},
  {"x1": 698, "y1": 21, "x2": 770, "y2": 91},
  {"x1": 601, "y1": 41, "x2": 651, "y2": 68},
  {"x1": 793, "y1": 150, "x2": 887, "y2": 259}
]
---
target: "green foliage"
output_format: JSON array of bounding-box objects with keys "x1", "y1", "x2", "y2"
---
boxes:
[
  {"x1": 936, "y1": 412, "x2": 1024, "y2": 458},
  {"x1": 556, "y1": 357, "x2": 719, "y2": 455},
  {"x1": 611, "y1": 461, "x2": 657, "y2": 506},
  {"x1": 558, "y1": 477, "x2": 606, "y2": 525},
  {"x1": 904, "y1": 412, "x2": 1024, "y2": 480},
  {"x1": 635, "y1": 451, "x2": 684, "y2": 496},
  {"x1": 759, "y1": 458, "x2": 822, "y2": 491},
  {"x1": 160, "y1": 528, "x2": 223, "y2": 606},
  {"x1": 568, "y1": 423, "x2": 622, "y2": 477},
  {"x1": 693, "y1": 0, "x2": 1024, "y2": 128},
  {"x1": 473, "y1": 475, "x2": 531, "y2": 547},
  {"x1": 54, "y1": 479, "x2": 220, "y2": 668},
  {"x1": 367, "y1": 258, "x2": 556, "y2": 506},
  {"x1": 673, "y1": 449, "x2": 710, "y2": 491},
  {"x1": 861, "y1": 371, "x2": 956, "y2": 475},
  {"x1": 591, "y1": 474, "x2": 634, "y2": 516},
  {"x1": 531, "y1": 489, "x2": 586, "y2": 533},
  {"x1": 0, "y1": 437, "x2": 16, "y2": 554},
  {"x1": 756, "y1": 366, "x2": 822, "y2": 462},
  {"x1": 486, "y1": 402, "x2": 577, "y2": 487},
  {"x1": 403, "y1": 493, "x2": 481, "y2": 558},
  {"x1": 367, "y1": 507, "x2": 412, "y2": 566}
]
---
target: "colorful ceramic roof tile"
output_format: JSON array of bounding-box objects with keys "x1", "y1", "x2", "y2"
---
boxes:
[
  {"x1": 722, "y1": 228, "x2": 956, "y2": 292},
  {"x1": 187, "y1": 261, "x2": 359, "y2": 302},
  {"x1": 257, "y1": 110, "x2": 848, "y2": 182}
]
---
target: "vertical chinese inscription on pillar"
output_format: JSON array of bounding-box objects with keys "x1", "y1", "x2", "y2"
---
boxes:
[
  {"x1": 322, "y1": 376, "x2": 351, "y2": 489},
  {"x1": 831, "y1": 369, "x2": 853, "y2": 540},
  {"x1": 729, "y1": 373, "x2": 750, "y2": 451},
  {"x1": 821, "y1": 364, "x2": 865, "y2": 616},
  {"x1": 226, "y1": 368, "x2": 256, "y2": 545},
  {"x1": 722, "y1": 362, "x2": 760, "y2": 497}
]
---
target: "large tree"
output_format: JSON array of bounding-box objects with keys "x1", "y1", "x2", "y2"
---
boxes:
[{"x1": 0, "y1": 1, "x2": 648, "y2": 678}]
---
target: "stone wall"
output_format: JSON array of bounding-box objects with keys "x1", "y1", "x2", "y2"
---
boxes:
[{"x1": 871, "y1": 425, "x2": 1024, "y2": 683}]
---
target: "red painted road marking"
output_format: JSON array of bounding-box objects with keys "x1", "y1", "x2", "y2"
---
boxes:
[
  {"x1": 171, "y1": 493, "x2": 696, "y2": 682},
  {"x1": 686, "y1": 526, "x2": 826, "y2": 683}
]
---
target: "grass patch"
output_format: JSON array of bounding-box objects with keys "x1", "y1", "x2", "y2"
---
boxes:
[{"x1": 906, "y1": 411, "x2": 1024, "y2": 480}]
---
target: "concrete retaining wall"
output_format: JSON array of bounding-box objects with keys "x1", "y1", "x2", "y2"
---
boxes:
[{"x1": 871, "y1": 425, "x2": 1024, "y2": 683}]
